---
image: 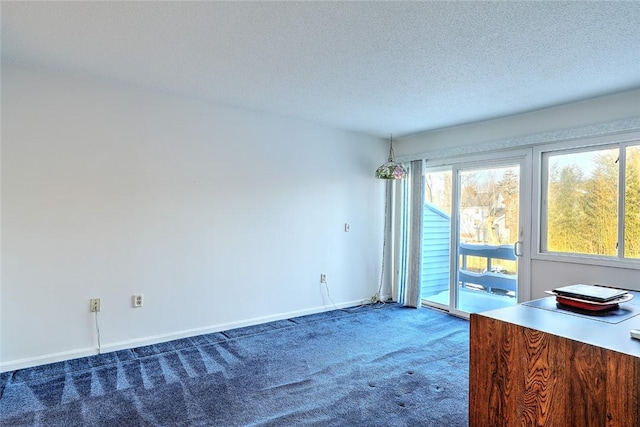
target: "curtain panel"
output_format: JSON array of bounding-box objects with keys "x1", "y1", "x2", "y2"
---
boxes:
[{"x1": 397, "y1": 160, "x2": 424, "y2": 308}]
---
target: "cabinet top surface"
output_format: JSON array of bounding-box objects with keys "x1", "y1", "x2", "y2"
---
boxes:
[{"x1": 476, "y1": 291, "x2": 640, "y2": 358}]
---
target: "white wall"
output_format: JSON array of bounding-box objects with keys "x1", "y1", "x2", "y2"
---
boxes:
[
  {"x1": 396, "y1": 90, "x2": 640, "y2": 300},
  {"x1": 1, "y1": 63, "x2": 386, "y2": 371}
]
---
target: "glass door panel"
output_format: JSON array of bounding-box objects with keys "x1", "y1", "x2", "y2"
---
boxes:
[
  {"x1": 421, "y1": 169, "x2": 453, "y2": 308},
  {"x1": 455, "y1": 165, "x2": 520, "y2": 313}
]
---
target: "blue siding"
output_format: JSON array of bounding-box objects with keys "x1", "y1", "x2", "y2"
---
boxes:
[{"x1": 421, "y1": 204, "x2": 450, "y2": 297}]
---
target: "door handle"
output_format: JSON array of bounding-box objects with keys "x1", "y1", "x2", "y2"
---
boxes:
[{"x1": 514, "y1": 241, "x2": 523, "y2": 257}]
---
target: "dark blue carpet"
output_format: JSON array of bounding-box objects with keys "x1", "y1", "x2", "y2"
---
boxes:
[{"x1": 0, "y1": 304, "x2": 469, "y2": 426}]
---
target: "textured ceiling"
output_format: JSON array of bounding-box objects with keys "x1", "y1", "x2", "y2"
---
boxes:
[{"x1": 2, "y1": 1, "x2": 640, "y2": 137}]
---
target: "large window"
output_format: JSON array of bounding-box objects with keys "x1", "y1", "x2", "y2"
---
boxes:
[{"x1": 541, "y1": 142, "x2": 640, "y2": 259}]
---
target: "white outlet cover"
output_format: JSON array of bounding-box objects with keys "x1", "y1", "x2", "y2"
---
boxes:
[{"x1": 133, "y1": 294, "x2": 143, "y2": 307}]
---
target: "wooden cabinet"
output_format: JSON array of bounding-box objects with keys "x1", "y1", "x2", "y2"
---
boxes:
[{"x1": 469, "y1": 295, "x2": 640, "y2": 426}]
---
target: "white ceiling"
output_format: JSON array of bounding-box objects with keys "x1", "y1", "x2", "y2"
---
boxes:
[{"x1": 2, "y1": 1, "x2": 640, "y2": 138}]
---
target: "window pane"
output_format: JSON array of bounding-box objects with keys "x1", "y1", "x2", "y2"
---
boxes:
[
  {"x1": 424, "y1": 169, "x2": 452, "y2": 215},
  {"x1": 625, "y1": 145, "x2": 640, "y2": 259},
  {"x1": 546, "y1": 148, "x2": 618, "y2": 256},
  {"x1": 459, "y1": 167, "x2": 519, "y2": 246}
]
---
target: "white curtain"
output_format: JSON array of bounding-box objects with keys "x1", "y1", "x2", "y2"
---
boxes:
[{"x1": 397, "y1": 160, "x2": 424, "y2": 308}]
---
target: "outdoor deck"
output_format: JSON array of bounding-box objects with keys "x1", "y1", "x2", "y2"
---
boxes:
[
  {"x1": 424, "y1": 287, "x2": 517, "y2": 313},
  {"x1": 421, "y1": 242, "x2": 518, "y2": 313}
]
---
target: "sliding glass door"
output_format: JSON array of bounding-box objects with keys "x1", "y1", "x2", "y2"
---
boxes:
[
  {"x1": 420, "y1": 169, "x2": 453, "y2": 307},
  {"x1": 421, "y1": 151, "x2": 530, "y2": 316}
]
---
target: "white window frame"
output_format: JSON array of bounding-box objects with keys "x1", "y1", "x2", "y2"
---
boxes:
[{"x1": 533, "y1": 131, "x2": 640, "y2": 270}]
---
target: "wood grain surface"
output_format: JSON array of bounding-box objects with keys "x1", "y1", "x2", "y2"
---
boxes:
[{"x1": 470, "y1": 314, "x2": 640, "y2": 426}]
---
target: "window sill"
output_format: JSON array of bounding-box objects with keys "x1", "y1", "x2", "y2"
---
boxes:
[{"x1": 532, "y1": 252, "x2": 640, "y2": 271}]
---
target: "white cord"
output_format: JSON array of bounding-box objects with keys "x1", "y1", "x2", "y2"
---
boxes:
[
  {"x1": 371, "y1": 180, "x2": 390, "y2": 305},
  {"x1": 94, "y1": 311, "x2": 102, "y2": 354},
  {"x1": 323, "y1": 279, "x2": 338, "y2": 310}
]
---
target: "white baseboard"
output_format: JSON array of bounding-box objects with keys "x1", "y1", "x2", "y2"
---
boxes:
[
  {"x1": 0, "y1": 347, "x2": 98, "y2": 374},
  {"x1": 0, "y1": 298, "x2": 374, "y2": 373}
]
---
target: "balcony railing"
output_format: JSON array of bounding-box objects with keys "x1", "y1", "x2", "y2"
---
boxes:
[
  {"x1": 421, "y1": 243, "x2": 518, "y2": 313},
  {"x1": 458, "y1": 243, "x2": 517, "y2": 296}
]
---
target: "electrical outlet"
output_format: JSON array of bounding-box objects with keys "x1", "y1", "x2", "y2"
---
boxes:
[
  {"x1": 90, "y1": 298, "x2": 101, "y2": 312},
  {"x1": 344, "y1": 223, "x2": 350, "y2": 232},
  {"x1": 320, "y1": 274, "x2": 327, "y2": 283},
  {"x1": 133, "y1": 294, "x2": 143, "y2": 308}
]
